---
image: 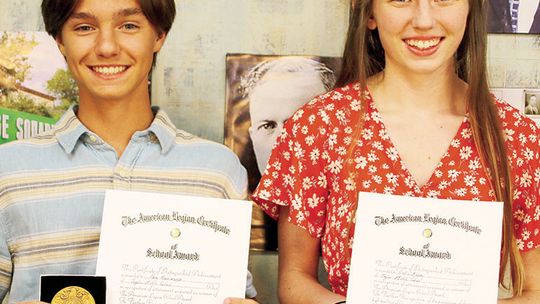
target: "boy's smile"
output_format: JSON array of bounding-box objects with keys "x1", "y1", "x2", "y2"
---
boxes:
[{"x1": 56, "y1": 0, "x2": 165, "y2": 103}]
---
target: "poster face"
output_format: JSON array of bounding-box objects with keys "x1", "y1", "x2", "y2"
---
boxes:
[
  {"x1": 224, "y1": 54, "x2": 342, "y2": 250},
  {"x1": 487, "y1": 0, "x2": 540, "y2": 34},
  {"x1": 0, "y1": 31, "x2": 78, "y2": 144}
]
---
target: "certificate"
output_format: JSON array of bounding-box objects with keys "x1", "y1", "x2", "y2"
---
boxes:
[
  {"x1": 96, "y1": 190, "x2": 252, "y2": 304},
  {"x1": 346, "y1": 192, "x2": 503, "y2": 304}
]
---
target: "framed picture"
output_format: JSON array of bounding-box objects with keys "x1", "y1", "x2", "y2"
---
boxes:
[
  {"x1": 224, "y1": 54, "x2": 342, "y2": 250},
  {"x1": 524, "y1": 90, "x2": 540, "y2": 116},
  {"x1": 487, "y1": 0, "x2": 540, "y2": 34}
]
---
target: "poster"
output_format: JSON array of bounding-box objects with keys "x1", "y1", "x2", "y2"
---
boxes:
[
  {"x1": 487, "y1": 0, "x2": 540, "y2": 34},
  {"x1": 0, "y1": 31, "x2": 78, "y2": 144},
  {"x1": 224, "y1": 54, "x2": 342, "y2": 250}
]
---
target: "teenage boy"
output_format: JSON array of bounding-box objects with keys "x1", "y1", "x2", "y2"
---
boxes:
[{"x1": 0, "y1": 0, "x2": 256, "y2": 303}]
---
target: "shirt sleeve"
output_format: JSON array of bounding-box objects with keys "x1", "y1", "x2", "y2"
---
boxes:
[
  {"x1": 251, "y1": 106, "x2": 330, "y2": 238},
  {"x1": 509, "y1": 118, "x2": 540, "y2": 252},
  {"x1": 245, "y1": 269, "x2": 257, "y2": 298},
  {"x1": 0, "y1": 217, "x2": 12, "y2": 301}
]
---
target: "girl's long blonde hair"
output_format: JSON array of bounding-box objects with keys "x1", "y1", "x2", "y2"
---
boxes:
[{"x1": 340, "y1": 0, "x2": 524, "y2": 295}]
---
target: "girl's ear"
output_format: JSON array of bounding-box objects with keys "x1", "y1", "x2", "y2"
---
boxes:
[{"x1": 367, "y1": 16, "x2": 377, "y2": 30}]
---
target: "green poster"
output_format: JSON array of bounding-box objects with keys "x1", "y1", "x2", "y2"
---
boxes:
[{"x1": 0, "y1": 107, "x2": 56, "y2": 144}]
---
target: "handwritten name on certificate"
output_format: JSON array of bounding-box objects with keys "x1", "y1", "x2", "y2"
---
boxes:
[
  {"x1": 346, "y1": 192, "x2": 503, "y2": 304},
  {"x1": 96, "y1": 190, "x2": 252, "y2": 304}
]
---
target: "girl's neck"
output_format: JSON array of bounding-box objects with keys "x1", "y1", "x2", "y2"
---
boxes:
[{"x1": 368, "y1": 64, "x2": 468, "y2": 116}]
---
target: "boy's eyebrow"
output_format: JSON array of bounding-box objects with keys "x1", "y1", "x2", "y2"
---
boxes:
[
  {"x1": 69, "y1": 11, "x2": 96, "y2": 20},
  {"x1": 68, "y1": 8, "x2": 143, "y2": 20},
  {"x1": 115, "y1": 7, "x2": 143, "y2": 17}
]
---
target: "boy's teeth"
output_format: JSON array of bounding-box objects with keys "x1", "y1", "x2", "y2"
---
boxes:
[
  {"x1": 93, "y1": 66, "x2": 126, "y2": 75},
  {"x1": 406, "y1": 38, "x2": 440, "y2": 49}
]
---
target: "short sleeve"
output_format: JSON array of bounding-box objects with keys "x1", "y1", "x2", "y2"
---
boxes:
[
  {"x1": 245, "y1": 269, "x2": 257, "y2": 298},
  {"x1": 507, "y1": 116, "x2": 540, "y2": 252},
  {"x1": 252, "y1": 105, "x2": 330, "y2": 238},
  {"x1": 0, "y1": 215, "x2": 12, "y2": 301}
]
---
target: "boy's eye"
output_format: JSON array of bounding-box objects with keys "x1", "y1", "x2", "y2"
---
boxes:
[
  {"x1": 75, "y1": 25, "x2": 94, "y2": 32},
  {"x1": 121, "y1": 23, "x2": 139, "y2": 30}
]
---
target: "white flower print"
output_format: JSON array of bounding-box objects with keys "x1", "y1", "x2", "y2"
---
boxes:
[
  {"x1": 368, "y1": 152, "x2": 378, "y2": 162},
  {"x1": 308, "y1": 114, "x2": 316, "y2": 124},
  {"x1": 427, "y1": 190, "x2": 440, "y2": 198},
  {"x1": 291, "y1": 194, "x2": 302, "y2": 210},
  {"x1": 503, "y1": 128, "x2": 515, "y2": 141},
  {"x1": 455, "y1": 188, "x2": 467, "y2": 197},
  {"x1": 355, "y1": 156, "x2": 367, "y2": 169},
  {"x1": 345, "y1": 177, "x2": 356, "y2": 191},
  {"x1": 386, "y1": 173, "x2": 398, "y2": 186},
  {"x1": 461, "y1": 128, "x2": 472, "y2": 139},
  {"x1": 328, "y1": 134, "x2": 338, "y2": 148},
  {"x1": 372, "y1": 141, "x2": 383, "y2": 150},
  {"x1": 438, "y1": 180, "x2": 449, "y2": 190},
  {"x1": 329, "y1": 160, "x2": 343, "y2": 174},
  {"x1": 520, "y1": 172, "x2": 532, "y2": 188},
  {"x1": 305, "y1": 135, "x2": 315, "y2": 146},
  {"x1": 516, "y1": 239, "x2": 524, "y2": 251},
  {"x1": 448, "y1": 170, "x2": 460, "y2": 180},
  {"x1": 450, "y1": 139, "x2": 461, "y2": 148},
  {"x1": 386, "y1": 147, "x2": 399, "y2": 161},
  {"x1": 292, "y1": 109, "x2": 304, "y2": 121},
  {"x1": 383, "y1": 186, "x2": 395, "y2": 194},
  {"x1": 351, "y1": 100, "x2": 361, "y2": 111},
  {"x1": 301, "y1": 125, "x2": 309, "y2": 135},
  {"x1": 362, "y1": 129, "x2": 373, "y2": 140},
  {"x1": 307, "y1": 193, "x2": 320, "y2": 208},
  {"x1": 464, "y1": 175, "x2": 476, "y2": 187},
  {"x1": 469, "y1": 159, "x2": 480, "y2": 171},
  {"x1": 362, "y1": 180, "x2": 371, "y2": 189},
  {"x1": 522, "y1": 229, "x2": 531, "y2": 241},
  {"x1": 379, "y1": 129, "x2": 390, "y2": 141},
  {"x1": 303, "y1": 177, "x2": 313, "y2": 190},
  {"x1": 336, "y1": 110, "x2": 346, "y2": 122},
  {"x1": 309, "y1": 149, "x2": 320, "y2": 162},
  {"x1": 459, "y1": 146, "x2": 473, "y2": 160},
  {"x1": 523, "y1": 148, "x2": 534, "y2": 161},
  {"x1": 317, "y1": 173, "x2": 327, "y2": 188}
]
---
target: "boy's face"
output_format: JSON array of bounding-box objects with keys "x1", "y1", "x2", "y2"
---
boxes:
[{"x1": 56, "y1": 0, "x2": 165, "y2": 103}]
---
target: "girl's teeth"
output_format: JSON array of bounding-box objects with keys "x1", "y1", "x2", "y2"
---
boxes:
[{"x1": 406, "y1": 39, "x2": 440, "y2": 49}]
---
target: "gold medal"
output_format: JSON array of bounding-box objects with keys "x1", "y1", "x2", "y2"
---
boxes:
[{"x1": 51, "y1": 286, "x2": 96, "y2": 304}]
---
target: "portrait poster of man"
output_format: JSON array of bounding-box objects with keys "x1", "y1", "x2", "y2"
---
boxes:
[
  {"x1": 224, "y1": 54, "x2": 341, "y2": 250},
  {"x1": 487, "y1": 0, "x2": 540, "y2": 33},
  {"x1": 525, "y1": 90, "x2": 540, "y2": 116},
  {"x1": 0, "y1": 31, "x2": 78, "y2": 144}
]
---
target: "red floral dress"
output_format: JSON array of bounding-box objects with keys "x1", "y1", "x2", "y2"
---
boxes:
[{"x1": 252, "y1": 83, "x2": 540, "y2": 296}]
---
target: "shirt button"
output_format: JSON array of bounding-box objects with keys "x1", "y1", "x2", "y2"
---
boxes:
[{"x1": 89, "y1": 135, "x2": 97, "y2": 143}]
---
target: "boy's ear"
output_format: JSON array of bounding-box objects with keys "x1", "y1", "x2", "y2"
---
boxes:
[
  {"x1": 153, "y1": 32, "x2": 167, "y2": 53},
  {"x1": 55, "y1": 35, "x2": 67, "y2": 56}
]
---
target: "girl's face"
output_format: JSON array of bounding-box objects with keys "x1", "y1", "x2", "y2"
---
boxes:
[{"x1": 368, "y1": 0, "x2": 469, "y2": 76}]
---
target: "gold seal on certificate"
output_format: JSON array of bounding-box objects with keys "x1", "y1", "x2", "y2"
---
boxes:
[{"x1": 51, "y1": 286, "x2": 96, "y2": 304}]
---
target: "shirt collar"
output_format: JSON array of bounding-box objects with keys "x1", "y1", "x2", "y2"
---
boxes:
[
  {"x1": 148, "y1": 107, "x2": 178, "y2": 154},
  {"x1": 54, "y1": 106, "x2": 178, "y2": 155}
]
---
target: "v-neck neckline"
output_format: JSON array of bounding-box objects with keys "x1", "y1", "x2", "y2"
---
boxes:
[{"x1": 362, "y1": 88, "x2": 469, "y2": 192}]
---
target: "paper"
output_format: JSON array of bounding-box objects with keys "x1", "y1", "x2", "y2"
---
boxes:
[
  {"x1": 347, "y1": 192, "x2": 503, "y2": 304},
  {"x1": 96, "y1": 190, "x2": 252, "y2": 304}
]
